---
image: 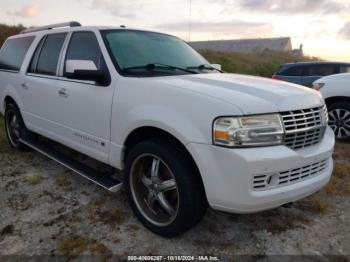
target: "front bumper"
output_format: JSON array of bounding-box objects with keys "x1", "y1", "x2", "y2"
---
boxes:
[{"x1": 187, "y1": 126, "x2": 335, "y2": 213}]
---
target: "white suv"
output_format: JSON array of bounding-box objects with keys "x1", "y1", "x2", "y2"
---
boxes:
[
  {"x1": 0, "y1": 22, "x2": 334, "y2": 237},
  {"x1": 313, "y1": 73, "x2": 350, "y2": 141}
]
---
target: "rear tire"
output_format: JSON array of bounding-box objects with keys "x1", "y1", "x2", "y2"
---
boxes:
[
  {"x1": 327, "y1": 101, "x2": 350, "y2": 141},
  {"x1": 4, "y1": 103, "x2": 28, "y2": 150},
  {"x1": 124, "y1": 139, "x2": 207, "y2": 238}
]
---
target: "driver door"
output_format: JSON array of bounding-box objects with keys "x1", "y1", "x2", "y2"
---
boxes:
[{"x1": 53, "y1": 31, "x2": 115, "y2": 163}]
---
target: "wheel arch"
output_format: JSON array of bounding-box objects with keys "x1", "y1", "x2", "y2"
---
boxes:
[
  {"x1": 122, "y1": 126, "x2": 208, "y2": 200},
  {"x1": 1, "y1": 88, "x2": 24, "y2": 115},
  {"x1": 2, "y1": 96, "x2": 18, "y2": 115},
  {"x1": 325, "y1": 96, "x2": 350, "y2": 106},
  {"x1": 325, "y1": 96, "x2": 350, "y2": 140},
  {"x1": 4, "y1": 96, "x2": 18, "y2": 107}
]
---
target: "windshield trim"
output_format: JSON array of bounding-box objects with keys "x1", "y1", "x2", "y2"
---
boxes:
[{"x1": 100, "y1": 29, "x2": 207, "y2": 78}]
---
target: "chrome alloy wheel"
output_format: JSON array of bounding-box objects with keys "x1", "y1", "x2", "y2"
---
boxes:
[
  {"x1": 5, "y1": 110, "x2": 21, "y2": 146},
  {"x1": 328, "y1": 108, "x2": 350, "y2": 139},
  {"x1": 130, "y1": 154, "x2": 179, "y2": 226}
]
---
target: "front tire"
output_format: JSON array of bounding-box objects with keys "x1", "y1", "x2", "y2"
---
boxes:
[
  {"x1": 4, "y1": 103, "x2": 28, "y2": 150},
  {"x1": 328, "y1": 101, "x2": 350, "y2": 141},
  {"x1": 125, "y1": 139, "x2": 207, "y2": 237}
]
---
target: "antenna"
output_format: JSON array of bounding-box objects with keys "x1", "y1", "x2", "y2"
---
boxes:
[{"x1": 188, "y1": 0, "x2": 192, "y2": 42}]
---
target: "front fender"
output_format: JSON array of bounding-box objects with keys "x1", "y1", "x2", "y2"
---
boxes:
[
  {"x1": 108, "y1": 77, "x2": 242, "y2": 169},
  {"x1": 119, "y1": 105, "x2": 207, "y2": 146},
  {"x1": 109, "y1": 105, "x2": 214, "y2": 169}
]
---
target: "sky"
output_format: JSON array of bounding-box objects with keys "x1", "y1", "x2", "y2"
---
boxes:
[{"x1": 1, "y1": 0, "x2": 350, "y2": 61}]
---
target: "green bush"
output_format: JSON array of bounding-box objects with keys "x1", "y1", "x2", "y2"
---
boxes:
[{"x1": 199, "y1": 49, "x2": 320, "y2": 77}]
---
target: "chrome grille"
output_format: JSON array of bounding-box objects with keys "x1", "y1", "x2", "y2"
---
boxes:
[
  {"x1": 281, "y1": 105, "x2": 327, "y2": 150},
  {"x1": 253, "y1": 159, "x2": 328, "y2": 191}
]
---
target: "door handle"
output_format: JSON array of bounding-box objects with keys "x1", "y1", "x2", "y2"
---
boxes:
[
  {"x1": 21, "y1": 82, "x2": 29, "y2": 89},
  {"x1": 58, "y1": 88, "x2": 68, "y2": 97}
]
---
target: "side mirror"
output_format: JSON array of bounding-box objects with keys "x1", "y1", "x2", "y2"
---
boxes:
[
  {"x1": 65, "y1": 60, "x2": 106, "y2": 83},
  {"x1": 211, "y1": 64, "x2": 222, "y2": 71}
]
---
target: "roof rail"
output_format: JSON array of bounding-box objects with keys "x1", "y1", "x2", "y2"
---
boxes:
[{"x1": 21, "y1": 21, "x2": 81, "y2": 34}]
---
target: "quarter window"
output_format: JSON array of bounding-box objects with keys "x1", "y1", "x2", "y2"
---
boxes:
[
  {"x1": 0, "y1": 36, "x2": 34, "y2": 72},
  {"x1": 29, "y1": 33, "x2": 67, "y2": 76},
  {"x1": 340, "y1": 66, "x2": 350, "y2": 73}
]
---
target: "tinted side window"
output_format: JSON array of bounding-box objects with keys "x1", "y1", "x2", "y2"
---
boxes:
[
  {"x1": 65, "y1": 32, "x2": 103, "y2": 71},
  {"x1": 32, "y1": 33, "x2": 67, "y2": 76},
  {"x1": 310, "y1": 65, "x2": 335, "y2": 76},
  {"x1": 0, "y1": 36, "x2": 34, "y2": 71},
  {"x1": 301, "y1": 66, "x2": 311, "y2": 76},
  {"x1": 281, "y1": 66, "x2": 302, "y2": 76}
]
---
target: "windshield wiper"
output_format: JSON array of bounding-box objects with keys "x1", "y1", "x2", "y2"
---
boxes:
[
  {"x1": 187, "y1": 64, "x2": 223, "y2": 72},
  {"x1": 123, "y1": 63, "x2": 198, "y2": 74}
]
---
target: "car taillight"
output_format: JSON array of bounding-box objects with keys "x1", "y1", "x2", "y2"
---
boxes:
[{"x1": 272, "y1": 75, "x2": 282, "y2": 80}]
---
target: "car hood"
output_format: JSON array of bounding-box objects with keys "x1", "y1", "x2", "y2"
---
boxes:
[{"x1": 153, "y1": 73, "x2": 324, "y2": 115}]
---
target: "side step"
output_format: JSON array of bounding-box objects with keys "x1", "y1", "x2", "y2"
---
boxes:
[{"x1": 19, "y1": 137, "x2": 123, "y2": 192}]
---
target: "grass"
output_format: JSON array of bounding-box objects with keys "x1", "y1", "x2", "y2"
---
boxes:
[
  {"x1": 311, "y1": 198, "x2": 330, "y2": 214},
  {"x1": 91, "y1": 197, "x2": 106, "y2": 207},
  {"x1": 58, "y1": 234, "x2": 91, "y2": 258},
  {"x1": 58, "y1": 233, "x2": 112, "y2": 258},
  {"x1": 324, "y1": 162, "x2": 350, "y2": 195},
  {"x1": 86, "y1": 205, "x2": 127, "y2": 226},
  {"x1": 23, "y1": 172, "x2": 43, "y2": 185},
  {"x1": 54, "y1": 173, "x2": 71, "y2": 188},
  {"x1": 295, "y1": 193, "x2": 331, "y2": 215},
  {"x1": 334, "y1": 143, "x2": 350, "y2": 160},
  {"x1": 199, "y1": 49, "x2": 319, "y2": 77}
]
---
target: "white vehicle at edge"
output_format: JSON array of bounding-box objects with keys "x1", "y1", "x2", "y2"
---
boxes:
[
  {"x1": 313, "y1": 73, "x2": 350, "y2": 140},
  {"x1": 0, "y1": 22, "x2": 334, "y2": 237}
]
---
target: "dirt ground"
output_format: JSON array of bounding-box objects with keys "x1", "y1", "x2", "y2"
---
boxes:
[{"x1": 0, "y1": 116, "x2": 349, "y2": 261}]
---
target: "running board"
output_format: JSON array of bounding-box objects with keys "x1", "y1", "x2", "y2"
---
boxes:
[{"x1": 19, "y1": 137, "x2": 123, "y2": 192}]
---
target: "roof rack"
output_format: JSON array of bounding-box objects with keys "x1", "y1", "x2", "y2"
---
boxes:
[{"x1": 21, "y1": 21, "x2": 81, "y2": 34}]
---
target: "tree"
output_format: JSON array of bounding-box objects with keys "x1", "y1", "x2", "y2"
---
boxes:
[{"x1": 0, "y1": 24, "x2": 26, "y2": 47}]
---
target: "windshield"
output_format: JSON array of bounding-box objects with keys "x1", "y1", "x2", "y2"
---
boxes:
[{"x1": 101, "y1": 30, "x2": 213, "y2": 77}]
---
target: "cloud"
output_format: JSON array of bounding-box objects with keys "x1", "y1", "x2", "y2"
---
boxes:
[
  {"x1": 219, "y1": 0, "x2": 345, "y2": 14},
  {"x1": 91, "y1": 0, "x2": 144, "y2": 18},
  {"x1": 338, "y1": 21, "x2": 350, "y2": 40},
  {"x1": 156, "y1": 20, "x2": 273, "y2": 37},
  {"x1": 8, "y1": 3, "x2": 40, "y2": 18}
]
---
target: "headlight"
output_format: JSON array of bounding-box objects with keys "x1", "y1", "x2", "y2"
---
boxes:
[
  {"x1": 213, "y1": 114, "x2": 284, "y2": 147},
  {"x1": 312, "y1": 82, "x2": 325, "y2": 91}
]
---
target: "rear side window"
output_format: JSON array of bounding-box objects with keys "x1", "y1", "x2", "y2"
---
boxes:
[
  {"x1": 29, "y1": 33, "x2": 67, "y2": 76},
  {"x1": 310, "y1": 65, "x2": 335, "y2": 76},
  {"x1": 65, "y1": 32, "x2": 103, "y2": 70},
  {"x1": 0, "y1": 36, "x2": 34, "y2": 72},
  {"x1": 301, "y1": 66, "x2": 311, "y2": 76},
  {"x1": 280, "y1": 66, "x2": 302, "y2": 76}
]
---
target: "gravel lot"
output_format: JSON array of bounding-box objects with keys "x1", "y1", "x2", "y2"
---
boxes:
[{"x1": 0, "y1": 116, "x2": 349, "y2": 260}]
